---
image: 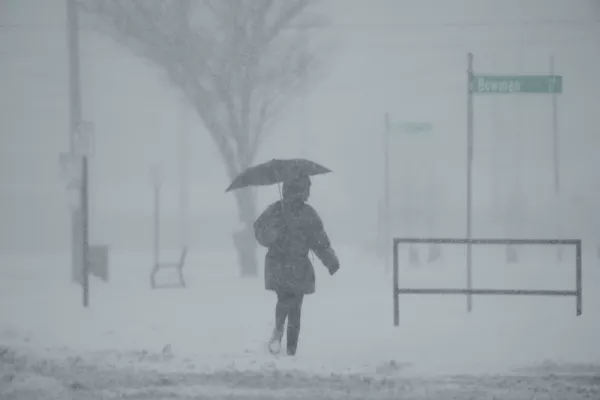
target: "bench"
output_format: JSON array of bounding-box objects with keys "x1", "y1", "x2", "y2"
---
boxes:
[{"x1": 150, "y1": 247, "x2": 188, "y2": 289}]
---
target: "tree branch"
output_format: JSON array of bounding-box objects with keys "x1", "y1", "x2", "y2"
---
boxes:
[{"x1": 81, "y1": 0, "x2": 330, "y2": 177}]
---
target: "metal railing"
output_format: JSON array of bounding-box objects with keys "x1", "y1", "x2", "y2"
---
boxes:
[{"x1": 392, "y1": 238, "x2": 582, "y2": 326}]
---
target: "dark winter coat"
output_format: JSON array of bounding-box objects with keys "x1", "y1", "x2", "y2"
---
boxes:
[{"x1": 254, "y1": 199, "x2": 339, "y2": 295}]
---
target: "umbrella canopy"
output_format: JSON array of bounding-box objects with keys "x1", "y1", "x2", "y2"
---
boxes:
[{"x1": 225, "y1": 158, "x2": 332, "y2": 192}]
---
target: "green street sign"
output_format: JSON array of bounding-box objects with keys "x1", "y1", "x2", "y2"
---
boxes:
[
  {"x1": 390, "y1": 122, "x2": 433, "y2": 134},
  {"x1": 472, "y1": 75, "x2": 562, "y2": 94}
]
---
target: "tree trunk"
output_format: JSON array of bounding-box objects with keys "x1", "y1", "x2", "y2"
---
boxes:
[{"x1": 232, "y1": 187, "x2": 259, "y2": 277}]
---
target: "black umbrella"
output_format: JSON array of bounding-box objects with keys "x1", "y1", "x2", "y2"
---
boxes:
[{"x1": 225, "y1": 158, "x2": 332, "y2": 192}]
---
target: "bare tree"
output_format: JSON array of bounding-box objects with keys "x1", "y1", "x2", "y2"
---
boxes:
[{"x1": 80, "y1": 0, "x2": 330, "y2": 276}]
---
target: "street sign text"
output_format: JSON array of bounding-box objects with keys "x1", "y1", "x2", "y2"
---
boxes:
[{"x1": 472, "y1": 75, "x2": 562, "y2": 94}]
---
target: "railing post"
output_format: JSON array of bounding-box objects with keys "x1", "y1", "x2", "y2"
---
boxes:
[
  {"x1": 393, "y1": 238, "x2": 399, "y2": 327},
  {"x1": 576, "y1": 240, "x2": 582, "y2": 316}
]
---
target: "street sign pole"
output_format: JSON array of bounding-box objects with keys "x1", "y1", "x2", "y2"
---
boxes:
[
  {"x1": 380, "y1": 117, "x2": 433, "y2": 272},
  {"x1": 549, "y1": 56, "x2": 560, "y2": 194},
  {"x1": 466, "y1": 53, "x2": 474, "y2": 313},
  {"x1": 550, "y1": 56, "x2": 562, "y2": 262}
]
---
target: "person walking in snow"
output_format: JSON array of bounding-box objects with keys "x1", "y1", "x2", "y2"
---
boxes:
[{"x1": 253, "y1": 174, "x2": 340, "y2": 356}]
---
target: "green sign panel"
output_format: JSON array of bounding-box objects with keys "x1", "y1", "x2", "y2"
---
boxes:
[
  {"x1": 472, "y1": 75, "x2": 562, "y2": 94},
  {"x1": 390, "y1": 122, "x2": 433, "y2": 134}
]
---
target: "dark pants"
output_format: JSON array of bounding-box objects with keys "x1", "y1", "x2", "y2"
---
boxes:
[{"x1": 275, "y1": 291, "x2": 304, "y2": 354}]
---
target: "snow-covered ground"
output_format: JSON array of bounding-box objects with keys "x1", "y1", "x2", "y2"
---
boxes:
[{"x1": 1, "y1": 245, "x2": 599, "y2": 399}]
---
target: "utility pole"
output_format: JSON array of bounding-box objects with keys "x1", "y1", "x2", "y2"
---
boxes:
[{"x1": 66, "y1": 0, "x2": 89, "y2": 307}]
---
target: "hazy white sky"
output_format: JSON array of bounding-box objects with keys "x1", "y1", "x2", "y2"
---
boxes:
[{"x1": 1, "y1": 0, "x2": 599, "y2": 250}]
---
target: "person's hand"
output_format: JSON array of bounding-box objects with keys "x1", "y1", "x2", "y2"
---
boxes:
[
  {"x1": 328, "y1": 261, "x2": 340, "y2": 276},
  {"x1": 321, "y1": 247, "x2": 339, "y2": 276}
]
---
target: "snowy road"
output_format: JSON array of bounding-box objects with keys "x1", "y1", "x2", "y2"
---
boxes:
[
  {"x1": 2, "y1": 346, "x2": 599, "y2": 400},
  {"x1": 1, "y1": 247, "x2": 599, "y2": 399}
]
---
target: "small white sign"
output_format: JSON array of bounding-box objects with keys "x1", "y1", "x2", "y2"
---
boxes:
[
  {"x1": 88, "y1": 245, "x2": 109, "y2": 282},
  {"x1": 74, "y1": 121, "x2": 95, "y2": 157},
  {"x1": 396, "y1": 122, "x2": 433, "y2": 134}
]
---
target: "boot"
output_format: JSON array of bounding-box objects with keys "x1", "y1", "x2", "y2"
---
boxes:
[
  {"x1": 286, "y1": 324, "x2": 300, "y2": 356},
  {"x1": 268, "y1": 328, "x2": 283, "y2": 355}
]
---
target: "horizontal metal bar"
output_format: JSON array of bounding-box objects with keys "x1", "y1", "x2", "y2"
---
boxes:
[
  {"x1": 396, "y1": 288, "x2": 578, "y2": 296},
  {"x1": 393, "y1": 238, "x2": 580, "y2": 246}
]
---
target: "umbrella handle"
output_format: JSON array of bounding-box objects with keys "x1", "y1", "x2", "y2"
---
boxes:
[{"x1": 277, "y1": 182, "x2": 286, "y2": 216}]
